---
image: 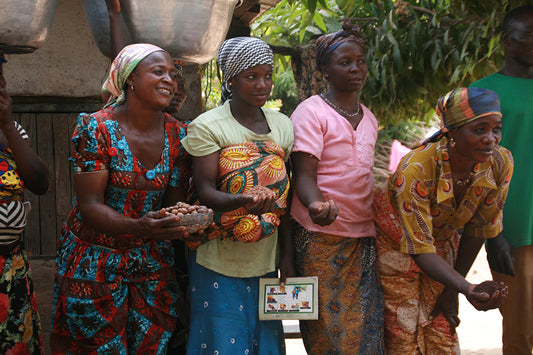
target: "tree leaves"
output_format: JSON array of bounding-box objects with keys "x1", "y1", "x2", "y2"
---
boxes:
[{"x1": 252, "y1": 0, "x2": 517, "y2": 126}]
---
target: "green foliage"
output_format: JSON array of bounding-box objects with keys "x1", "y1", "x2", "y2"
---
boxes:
[
  {"x1": 354, "y1": 0, "x2": 508, "y2": 127},
  {"x1": 251, "y1": 0, "x2": 340, "y2": 114},
  {"x1": 202, "y1": 59, "x2": 222, "y2": 111},
  {"x1": 252, "y1": 0, "x2": 526, "y2": 126},
  {"x1": 272, "y1": 66, "x2": 300, "y2": 115}
]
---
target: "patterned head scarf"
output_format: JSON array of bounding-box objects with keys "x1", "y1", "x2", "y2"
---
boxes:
[
  {"x1": 174, "y1": 59, "x2": 183, "y2": 77},
  {"x1": 102, "y1": 43, "x2": 168, "y2": 108},
  {"x1": 315, "y1": 19, "x2": 365, "y2": 71},
  {"x1": 216, "y1": 37, "x2": 273, "y2": 103},
  {"x1": 425, "y1": 87, "x2": 501, "y2": 143}
]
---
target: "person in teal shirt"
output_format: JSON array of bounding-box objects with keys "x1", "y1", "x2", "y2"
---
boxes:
[{"x1": 471, "y1": 5, "x2": 533, "y2": 354}]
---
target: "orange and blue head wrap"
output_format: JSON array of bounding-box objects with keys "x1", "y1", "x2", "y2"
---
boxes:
[
  {"x1": 426, "y1": 87, "x2": 501, "y2": 143},
  {"x1": 315, "y1": 19, "x2": 365, "y2": 71}
]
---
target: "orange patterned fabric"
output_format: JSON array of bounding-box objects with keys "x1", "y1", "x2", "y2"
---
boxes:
[
  {"x1": 293, "y1": 224, "x2": 384, "y2": 354},
  {"x1": 374, "y1": 187, "x2": 459, "y2": 354},
  {"x1": 389, "y1": 137, "x2": 513, "y2": 254},
  {"x1": 187, "y1": 141, "x2": 289, "y2": 250},
  {"x1": 374, "y1": 137, "x2": 513, "y2": 354}
]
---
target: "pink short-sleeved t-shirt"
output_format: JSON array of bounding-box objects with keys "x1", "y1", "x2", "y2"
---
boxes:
[{"x1": 290, "y1": 95, "x2": 378, "y2": 238}]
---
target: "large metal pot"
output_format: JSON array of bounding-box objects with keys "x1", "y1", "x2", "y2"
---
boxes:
[
  {"x1": 0, "y1": 0, "x2": 58, "y2": 54},
  {"x1": 83, "y1": 0, "x2": 240, "y2": 64}
]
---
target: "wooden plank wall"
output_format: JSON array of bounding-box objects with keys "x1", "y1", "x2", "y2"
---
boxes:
[
  {"x1": 13, "y1": 99, "x2": 102, "y2": 257},
  {"x1": 15, "y1": 112, "x2": 75, "y2": 257}
]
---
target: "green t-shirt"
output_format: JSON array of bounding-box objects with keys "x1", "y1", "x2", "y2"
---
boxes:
[
  {"x1": 182, "y1": 100, "x2": 294, "y2": 277},
  {"x1": 471, "y1": 73, "x2": 533, "y2": 248}
]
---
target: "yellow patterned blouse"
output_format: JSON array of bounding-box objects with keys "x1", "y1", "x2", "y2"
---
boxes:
[{"x1": 388, "y1": 136, "x2": 514, "y2": 254}]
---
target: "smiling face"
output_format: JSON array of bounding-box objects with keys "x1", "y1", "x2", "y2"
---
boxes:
[
  {"x1": 229, "y1": 64, "x2": 273, "y2": 108},
  {"x1": 321, "y1": 41, "x2": 368, "y2": 93},
  {"x1": 448, "y1": 114, "x2": 502, "y2": 163},
  {"x1": 126, "y1": 51, "x2": 178, "y2": 109}
]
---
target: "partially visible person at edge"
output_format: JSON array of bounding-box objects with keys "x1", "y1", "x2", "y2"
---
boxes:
[
  {"x1": 0, "y1": 53, "x2": 49, "y2": 355},
  {"x1": 50, "y1": 44, "x2": 205, "y2": 354},
  {"x1": 104, "y1": 0, "x2": 188, "y2": 123},
  {"x1": 470, "y1": 6, "x2": 533, "y2": 354},
  {"x1": 289, "y1": 20, "x2": 384, "y2": 354},
  {"x1": 106, "y1": 1, "x2": 193, "y2": 352},
  {"x1": 181, "y1": 37, "x2": 294, "y2": 354},
  {"x1": 374, "y1": 87, "x2": 513, "y2": 354}
]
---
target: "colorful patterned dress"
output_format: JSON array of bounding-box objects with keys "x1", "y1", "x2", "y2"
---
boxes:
[
  {"x1": 187, "y1": 140, "x2": 290, "y2": 249},
  {"x1": 290, "y1": 96, "x2": 384, "y2": 354},
  {"x1": 0, "y1": 122, "x2": 45, "y2": 355},
  {"x1": 374, "y1": 137, "x2": 513, "y2": 354},
  {"x1": 50, "y1": 108, "x2": 190, "y2": 354}
]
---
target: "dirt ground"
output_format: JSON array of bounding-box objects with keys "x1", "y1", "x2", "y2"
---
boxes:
[
  {"x1": 31, "y1": 249, "x2": 503, "y2": 354},
  {"x1": 31, "y1": 258, "x2": 55, "y2": 354}
]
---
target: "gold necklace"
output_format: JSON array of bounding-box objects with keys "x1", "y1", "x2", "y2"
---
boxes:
[
  {"x1": 320, "y1": 93, "x2": 361, "y2": 117},
  {"x1": 454, "y1": 170, "x2": 474, "y2": 187}
]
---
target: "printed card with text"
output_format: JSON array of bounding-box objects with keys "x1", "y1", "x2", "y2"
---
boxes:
[{"x1": 258, "y1": 276, "x2": 318, "y2": 320}]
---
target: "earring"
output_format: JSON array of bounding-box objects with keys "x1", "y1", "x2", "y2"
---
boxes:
[
  {"x1": 228, "y1": 82, "x2": 233, "y2": 87},
  {"x1": 449, "y1": 137, "x2": 456, "y2": 147},
  {"x1": 130, "y1": 85, "x2": 135, "y2": 91}
]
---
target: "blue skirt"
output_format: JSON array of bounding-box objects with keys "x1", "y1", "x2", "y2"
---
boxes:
[{"x1": 187, "y1": 251, "x2": 285, "y2": 355}]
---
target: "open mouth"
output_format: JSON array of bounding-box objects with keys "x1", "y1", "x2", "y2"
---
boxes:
[{"x1": 157, "y1": 88, "x2": 172, "y2": 95}]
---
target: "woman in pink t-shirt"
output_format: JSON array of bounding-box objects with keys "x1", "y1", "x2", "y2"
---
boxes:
[{"x1": 290, "y1": 20, "x2": 384, "y2": 354}]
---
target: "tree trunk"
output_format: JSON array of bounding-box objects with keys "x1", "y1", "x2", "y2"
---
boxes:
[{"x1": 272, "y1": 40, "x2": 327, "y2": 102}]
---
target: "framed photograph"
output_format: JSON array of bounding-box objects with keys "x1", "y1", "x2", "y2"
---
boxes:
[{"x1": 258, "y1": 276, "x2": 318, "y2": 320}]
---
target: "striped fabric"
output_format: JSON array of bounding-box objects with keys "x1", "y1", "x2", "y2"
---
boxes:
[
  {"x1": 0, "y1": 121, "x2": 29, "y2": 241},
  {"x1": 424, "y1": 87, "x2": 502, "y2": 144},
  {"x1": 14, "y1": 121, "x2": 29, "y2": 140},
  {"x1": 216, "y1": 37, "x2": 273, "y2": 103},
  {"x1": 436, "y1": 87, "x2": 501, "y2": 131},
  {"x1": 0, "y1": 200, "x2": 27, "y2": 241},
  {"x1": 216, "y1": 37, "x2": 273, "y2": 82}
]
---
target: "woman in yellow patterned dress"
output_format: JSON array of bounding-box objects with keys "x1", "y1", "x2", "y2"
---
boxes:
[{"x1": 374, "y1": 87, "x2": 513, "y2": 354}]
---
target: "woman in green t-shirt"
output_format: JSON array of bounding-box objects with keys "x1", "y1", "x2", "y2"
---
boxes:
[{"x1": 182, "y1": 37, "x2": 294, "y2": 354}]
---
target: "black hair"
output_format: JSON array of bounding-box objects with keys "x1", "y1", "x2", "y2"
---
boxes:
[{"x1": 502, "y1": 5, "x2": 533, "y2": 33}]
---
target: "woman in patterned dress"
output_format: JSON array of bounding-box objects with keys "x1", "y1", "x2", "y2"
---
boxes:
[
  {"x1": 105, "y1": 1, "x2": 192, "y2": 352},
  {"x1": 374, "y1": 87, "x2": 513, "y2": 354},
  {"x1": 182, "y1": 37, "x2": 294, "y2": 355},
  {"x1": 50, "y1": 44, "x2": 203, "y2": 354},
  {"x1": 0, "y1": 54, "x2": 49, "y2": 355},
  {"x1": 289, "y1": 20, "x2": 384, "y2": 354}
]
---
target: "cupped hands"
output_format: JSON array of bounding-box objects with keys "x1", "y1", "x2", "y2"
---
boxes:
[
  {"x1": 242, "y1": 187, "x2": 277, "y2": 215},
  {"x1": 308, "y1": 199, "x2": 338, "y2": 226},
  {"x1": 465, "y1": 281, "x2": 508, "y2": 311},
  {"x1": 139, "y1": 209, "x2": 209, "y2": 242}
]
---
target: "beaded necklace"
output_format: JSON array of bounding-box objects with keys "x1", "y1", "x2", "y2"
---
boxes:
[
  {"x1": 454, "y1": 171, "x2": 474, "y2": 187},
  {"x1": 320, "y1": 93, "x2": 361, "y2": 117}
]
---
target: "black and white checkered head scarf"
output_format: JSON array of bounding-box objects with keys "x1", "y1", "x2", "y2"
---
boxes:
[{"x1": 217, "y1": 37, "x2": 273, "y2": 103}]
